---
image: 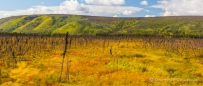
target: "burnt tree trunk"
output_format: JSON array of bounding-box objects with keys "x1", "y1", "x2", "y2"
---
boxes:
[{"x1": 59, "y1": 32, "x2": 69, "y2": 82}]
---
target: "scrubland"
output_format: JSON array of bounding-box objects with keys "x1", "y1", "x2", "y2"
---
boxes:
[{"x1": 0, "y1": 35, "x2": 203, "y2": 86}]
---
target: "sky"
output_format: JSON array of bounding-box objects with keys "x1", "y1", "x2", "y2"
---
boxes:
[{"x1": 0, "y1": 0, "x2": 203, "y2": 19}]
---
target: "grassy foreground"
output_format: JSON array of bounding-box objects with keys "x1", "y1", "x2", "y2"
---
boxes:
[{"x1": 0, "y1": 36, "x2": 203, "y2": 86}]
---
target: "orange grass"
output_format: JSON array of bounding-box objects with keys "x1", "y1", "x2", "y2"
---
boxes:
[{"x1": 0, "y1": 36, "x2": 203, "y2": 86}]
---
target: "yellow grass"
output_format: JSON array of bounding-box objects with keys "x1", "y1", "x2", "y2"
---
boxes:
[{"x1": 0, "y1": 37, "x2": 203, "y2": 86}]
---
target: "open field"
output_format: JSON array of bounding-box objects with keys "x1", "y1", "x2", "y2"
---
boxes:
[{"x1": 0, "y1": 35, "x2": 203, "y2": 86}]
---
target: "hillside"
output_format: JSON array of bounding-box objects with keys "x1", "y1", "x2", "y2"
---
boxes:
[{"x1": 1, "y1": 15, "x2": 203, "y2": 37}]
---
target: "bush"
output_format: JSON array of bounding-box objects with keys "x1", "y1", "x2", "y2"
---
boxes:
[
  {"x1": 1, "y1": 70, "x2": 9, "y2": 78},
  {"x1": 119, "y1": 54, "x2": 146, "y2": 58},
  {"x1": 43, "y1": 73, "x2": 59, "y2": 85}
]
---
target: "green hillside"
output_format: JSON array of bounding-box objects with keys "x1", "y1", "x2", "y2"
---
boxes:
[{"x1": 1, "y1": 15, "x2": 203, "y2": 37}]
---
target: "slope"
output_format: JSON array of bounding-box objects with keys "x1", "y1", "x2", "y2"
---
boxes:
[{"x1": 0, "y1": 15, "x2": 203, "y2": 37}]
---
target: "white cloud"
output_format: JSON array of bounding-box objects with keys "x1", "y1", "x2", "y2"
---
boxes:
[
  {"x1": 123, "y1": 10, "x2": 133, "y2": 15},
  {"x1": 0, "y1": 0, "x2": 142, "y2": 19},
  {"x1": 60, "y1": 0, "x2": 87, "y2": 11},
  {"x1": 81, "y1": 5, "x2": 142, "y2": 16},
  {"x1": 84, "y1": 0, "x2": 125, "y2": 6},
  {"x1": 140, "y1": 0, "x2": 148, "y2": 5},
  {"x1": 145, "y1": 15, "x2": 155, "y2": 17},
  {"x1": 152, "y1": 0, "x2": 203, "y2": 16},
  {"x1": 113, "y1": 15, "x2": 118, "y2": 17},
  {"x1": 145, "y1": 10, "x2": 150, "y2": 12}
]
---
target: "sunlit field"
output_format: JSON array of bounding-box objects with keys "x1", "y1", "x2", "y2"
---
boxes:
[{"x1": 0, "y1": 35, "x2": 203, "y2": 86}]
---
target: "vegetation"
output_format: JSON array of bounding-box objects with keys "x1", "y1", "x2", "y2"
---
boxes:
[
  {"x1": 0, "y1": 15, "x2": 203, "y2": 85},
  {"x1": 1, "y1": 15, "x2": 203, "y2": 37},
  {"x1": 0, "y1": 34, "x2": 203, "y2": 85}
]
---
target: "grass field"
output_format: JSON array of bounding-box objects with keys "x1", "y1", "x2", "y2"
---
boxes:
[{"x1": 0, "y1": 35, "x2": 203, "y2": 86}]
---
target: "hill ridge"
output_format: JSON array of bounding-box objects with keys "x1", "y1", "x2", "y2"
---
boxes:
[{"x1": 1, "y1": 14, "x2": 203, "y2": 37}]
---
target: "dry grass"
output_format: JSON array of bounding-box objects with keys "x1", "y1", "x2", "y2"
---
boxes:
[{"x1": 0, "y1": 37, "x2": 203, "y2": 86}]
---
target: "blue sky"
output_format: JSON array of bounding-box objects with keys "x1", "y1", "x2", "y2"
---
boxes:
[{"x1": 0, "y1": 0, "x2": 203, "y2": 19}]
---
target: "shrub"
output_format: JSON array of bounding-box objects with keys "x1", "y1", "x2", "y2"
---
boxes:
[{"x1": 43, "y1": 73, "x2": 59, "y2": 85}]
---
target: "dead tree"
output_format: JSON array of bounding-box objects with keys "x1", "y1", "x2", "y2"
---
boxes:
[{"x1": 59, "y1": 32, "x2": 69, "y2": 82}]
